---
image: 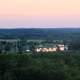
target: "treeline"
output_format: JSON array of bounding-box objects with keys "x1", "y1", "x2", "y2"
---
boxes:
[
  {"x1": 0, "y1": 52, "x2": 80, "y2": 80},
  {"x1": 0, "y1": 28, "x2": 80, "y2": 40}
]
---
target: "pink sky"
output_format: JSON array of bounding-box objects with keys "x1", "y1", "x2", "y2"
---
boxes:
[{"x1": 0, "y1": 0, "x2": 80, "y2": 28}]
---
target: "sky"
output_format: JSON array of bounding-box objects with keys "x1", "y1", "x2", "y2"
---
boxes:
[{"x1": 0, "y1": 0, "x2": 80, "y2": 28}]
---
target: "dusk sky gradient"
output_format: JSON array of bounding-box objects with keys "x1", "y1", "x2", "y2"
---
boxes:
[{"x1": 0, "y1": 0, "x2": 80, "y2": 28}]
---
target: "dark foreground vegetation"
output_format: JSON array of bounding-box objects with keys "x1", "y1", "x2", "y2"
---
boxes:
[
  {"x1": 0, "y1": 28, "x2": 80, "y2": 80},
  {"x1": 0, "y1": 51, "x2": 80, "y2": 80}
]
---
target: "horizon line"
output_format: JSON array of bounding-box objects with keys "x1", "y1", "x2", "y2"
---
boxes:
[{"x1": 0, "y1": 27, "x2": 80, "y2": 29}]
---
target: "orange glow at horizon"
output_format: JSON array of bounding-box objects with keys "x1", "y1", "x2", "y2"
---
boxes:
[
  {"x1": 0, "y1": 0, "x2": 80, "y2": 28},
  {"x1": 0, "y1": 0, "x2": 80, "y2": 18}
]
